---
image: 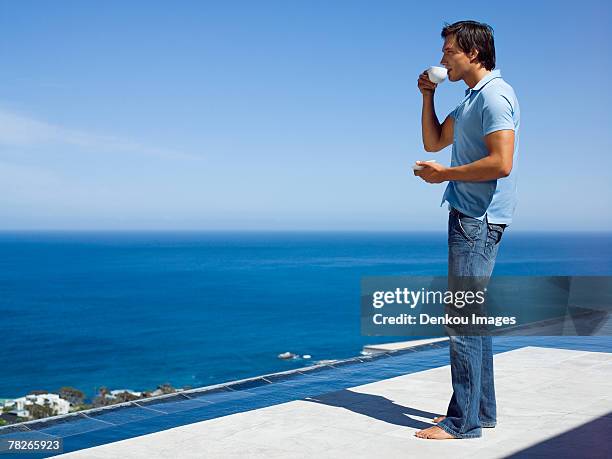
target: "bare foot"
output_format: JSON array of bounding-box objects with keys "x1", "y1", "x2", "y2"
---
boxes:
[{"x1": 415, "y1": 426, "x2": 456, "y2": 439}]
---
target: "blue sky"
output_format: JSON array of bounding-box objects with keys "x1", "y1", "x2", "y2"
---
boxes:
[{"x1": 0, "y1": 0, "x2": 610, "y2": 231}]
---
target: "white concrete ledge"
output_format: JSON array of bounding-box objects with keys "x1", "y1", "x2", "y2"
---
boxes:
[
  {"x1": 362, "y1": 337, "x2": 449, "y2": 354},
  {"x1": 56, "y1": 346, "x2": 612, "y2": 458}
]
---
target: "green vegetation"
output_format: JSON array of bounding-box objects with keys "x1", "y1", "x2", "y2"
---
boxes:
[
  {"x1": 112, "y1": 392, "x2": 141, "y2": 403},
  {"x1": 59, "y1": 387, "x2": 85, "y2": 406},
  {"x1": 28, "y1": 402, "x2": 55, "y2": 420}
]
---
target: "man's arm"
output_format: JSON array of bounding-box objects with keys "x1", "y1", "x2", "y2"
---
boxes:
[
  {"x1": 445, "y1": 129, "x2": 514, "y2": 180},
  {"x1": 414, "y1": 129, "x2": 514, "y2": 183},
  {"x1": 418, "y1": 71, "x2": 454, "y2": 152}
]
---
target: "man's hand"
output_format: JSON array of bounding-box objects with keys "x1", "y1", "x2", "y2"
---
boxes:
[
  {"x1": 417, "y1": 70, "x2": 437, "y2": 96},
  {"x1": 413, "y1": 161, "x2": 448, "y2": 184}
]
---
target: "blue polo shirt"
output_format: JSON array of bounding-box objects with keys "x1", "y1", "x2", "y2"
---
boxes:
[{"x1": 440, "y1": 69, "x2": 520, "y2": 225}]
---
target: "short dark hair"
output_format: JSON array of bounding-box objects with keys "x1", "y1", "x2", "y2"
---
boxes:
[{"x1": 441, "y1": 20, "x2": 496, "y2": 70}]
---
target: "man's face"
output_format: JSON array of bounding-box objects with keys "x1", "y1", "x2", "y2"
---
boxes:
[{"x1": 440, "y1": 35, "x2": 473, "y2": 82}]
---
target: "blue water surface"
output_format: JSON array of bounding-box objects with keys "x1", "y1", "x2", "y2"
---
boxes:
[{"x1": 1, "y1": 231, "x2": 610, "y2": 398}]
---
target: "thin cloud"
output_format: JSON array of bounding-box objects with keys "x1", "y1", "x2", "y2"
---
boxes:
[{"x1": 0, "y1": 108, "x2": 200, "y2": 161}]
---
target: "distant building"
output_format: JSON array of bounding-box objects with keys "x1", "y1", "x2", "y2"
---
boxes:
[{"x1": 4, "y1": 393, "x2": 70, "y2": 418}]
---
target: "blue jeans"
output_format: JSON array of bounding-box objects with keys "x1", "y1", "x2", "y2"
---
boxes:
[{"x1": 437, "y1": 208, "x2": 506, "y2": 439}]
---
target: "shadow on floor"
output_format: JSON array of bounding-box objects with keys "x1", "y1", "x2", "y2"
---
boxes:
[
  {"x1": 304, "y1": 389, "x2": 441, "y2": 430},
  {"x1": 508, "y1": 411, "x2": 611, "y2": 459}
]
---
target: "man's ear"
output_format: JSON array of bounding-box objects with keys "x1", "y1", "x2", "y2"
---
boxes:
[{"x1": 468, "y1": 48, "x2": 479, "y2": 64}]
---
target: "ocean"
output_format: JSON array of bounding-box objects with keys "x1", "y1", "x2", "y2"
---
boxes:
[{"x1": 1, "y1": 231, "x2": 611, "y2": 400}]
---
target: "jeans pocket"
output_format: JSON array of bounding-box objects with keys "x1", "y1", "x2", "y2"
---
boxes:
[
  {"x1": 456, "y1": 215, "x2": 482, "y2": 242},
  {"x1": 486, "y1": 223, "x2": 505, "y2": 247}
]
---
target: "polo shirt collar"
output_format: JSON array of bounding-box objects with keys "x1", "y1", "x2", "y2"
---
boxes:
[{"x1": 465, "y1": 69, "x2": 502, "y2": 95}]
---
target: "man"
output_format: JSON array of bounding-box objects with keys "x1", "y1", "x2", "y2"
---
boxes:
[{"x1": 413, "y1": 20, "x2": 520, "y2": 439}]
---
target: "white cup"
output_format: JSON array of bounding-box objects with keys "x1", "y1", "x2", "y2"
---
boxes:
[
  {"x1": 412, "y1": 159, "x2": 437, "y2": 171},
  {"x1": 427, "y1": 66, "x2": 448, "y2": 84}
]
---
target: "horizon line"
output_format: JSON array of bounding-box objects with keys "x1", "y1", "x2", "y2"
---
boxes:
[{"x1": 0, "y1": 228, "x2": 611, "y2": 234}]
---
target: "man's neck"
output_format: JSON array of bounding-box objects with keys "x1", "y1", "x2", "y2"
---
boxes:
[{"x1": 464, "y1": 67, "x2": 491, "y2": 89}]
